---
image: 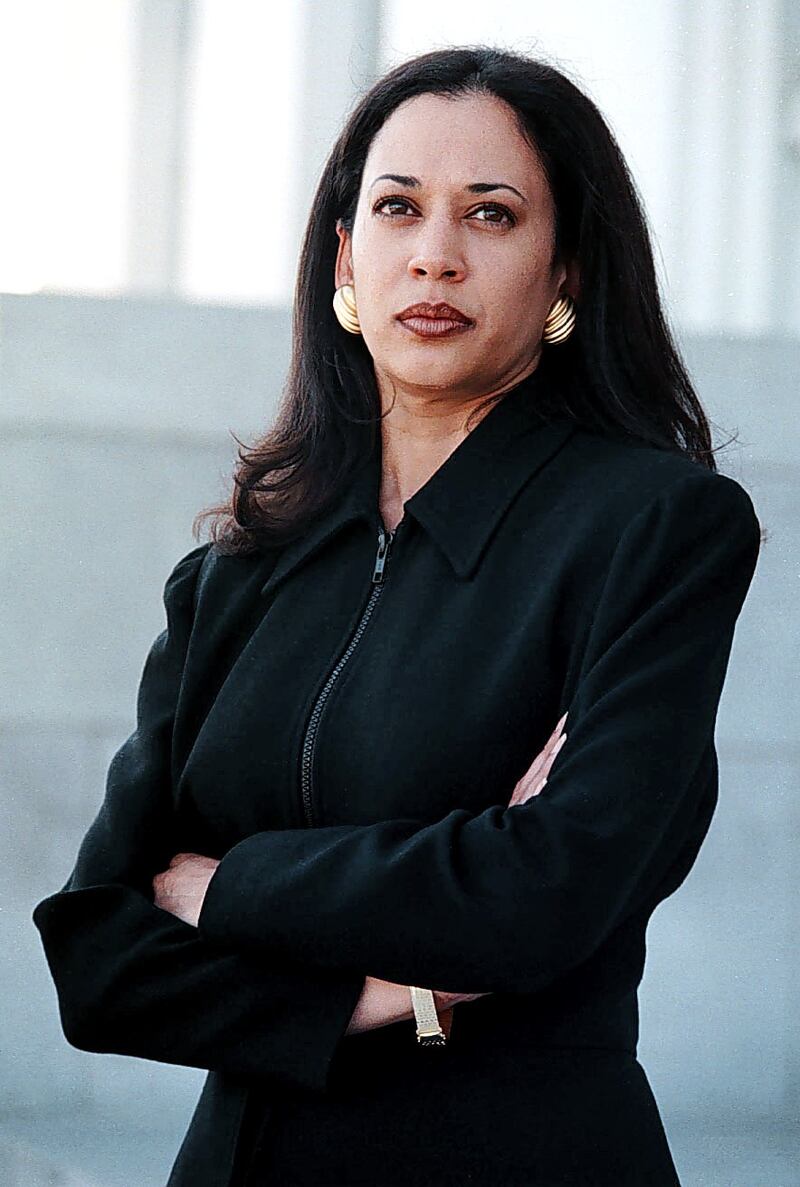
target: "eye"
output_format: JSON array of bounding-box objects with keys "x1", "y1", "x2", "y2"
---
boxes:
[
  {"x1": 373, "y1": 196, "x2": 416, "y2": 218},
  {"x1": 472, "y1": 203, "x2": 516, "y2": 227},
  {"x1": 372, "y1": 196, "x2": 517, "y2": 228}
]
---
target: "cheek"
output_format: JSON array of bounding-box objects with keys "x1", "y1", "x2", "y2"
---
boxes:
[
  {"x1": 353, "y1": 259, "x2": 404, "y2": 331},
  {"x1": 475, "y1": 228, "x2": 550, "y2": 283},
  {"x1": 352, "y1": 239, "x2": 390, "y2": 295},
  {"x1": 362, "y1": 236, "x2": 404, "y2": 280},
  {"x1": 481, "y1": 259, "x2": 550, "y2": 326}
]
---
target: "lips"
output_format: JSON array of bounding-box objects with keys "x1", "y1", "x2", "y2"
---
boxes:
[{"x1": 397, "y1": 301, "x2": 473, "y2": 324}]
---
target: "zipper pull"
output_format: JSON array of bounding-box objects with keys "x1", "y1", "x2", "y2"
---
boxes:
[{"x1": 372, "y1": 526, "x2": 393, "y2": 584}]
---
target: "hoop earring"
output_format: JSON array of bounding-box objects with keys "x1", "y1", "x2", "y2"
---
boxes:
[
  {"x1": 333, "y1": 283, "x2": 361, "y2": 335},
  {"x1": 542, "y1": 294, "x2": 576, "y2": 345}
]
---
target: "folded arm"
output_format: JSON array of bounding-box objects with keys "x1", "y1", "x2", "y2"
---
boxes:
[
  {"x1": 32, "y1": 544, "x2": 366, "y2": 1094},
  {"x1": 196, "y1": 474, "x2": 762, "y2": 996}
]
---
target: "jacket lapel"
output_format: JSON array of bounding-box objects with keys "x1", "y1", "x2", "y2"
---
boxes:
[{"x1": 260, "y1": 367, "x2": 576, "y2": 597}]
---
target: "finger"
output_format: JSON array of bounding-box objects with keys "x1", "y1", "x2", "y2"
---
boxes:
[
  {"x1": 518, "y1": 731, "x2": 568, "y2": 799},
  {"x1": 542, "y1": 715, "x2": 568, "y2": 759},
  {"x1": 526, "y1": 723, "x2": 566, "y2": 782},
  {"x1": 510, "y1": 765, "x2": 545, "y2": 806},
  {"x1": 536, "y1": 732, "x2": 567, "y2": 782},
  {"x1": 509, "y1": 773, "x2": 546, "y2": 808},
  {"x1": 509, "y1": 719, "x2": 569, "y2": 808}
]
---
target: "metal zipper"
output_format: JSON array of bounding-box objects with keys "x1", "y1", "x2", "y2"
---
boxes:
[{"x1": 298, "y1": 517, "x2": 401, "y2": 827}]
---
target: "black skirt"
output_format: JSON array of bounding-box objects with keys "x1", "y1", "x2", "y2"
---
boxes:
[{"x1": 233, "y1": 1023, "x2": 681, "y2": 1186}]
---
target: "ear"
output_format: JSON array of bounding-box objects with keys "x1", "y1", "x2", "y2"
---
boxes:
[
  {"x1": 334, "y1": 220, "x2": 354, "y2": 289},
  {"x1": 563, "y1": 256, "x2": 581, "y2": 302},
  {"x1": 550, "y1": 256, "x2": 581, "y2": 304}
]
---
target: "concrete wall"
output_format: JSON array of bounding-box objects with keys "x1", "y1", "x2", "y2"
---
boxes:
[{"x1": 1, "y1": 293, "x2": 289, "y2": 1185}]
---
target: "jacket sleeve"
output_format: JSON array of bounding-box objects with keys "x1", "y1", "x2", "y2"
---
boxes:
[
  {"x1": 32, "y1": 543, "x2": 365, "y2": 1093},
  {"x1": 196, "y1": 471, "x2": 762, "y2": 996}
]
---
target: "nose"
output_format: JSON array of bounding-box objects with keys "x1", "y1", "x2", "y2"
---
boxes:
[
  {"x1": 407, "y1": 253, "x2": 466, "y2": 282},
  {"x1": 406, "y1": 217, "x2": 467, "y2": 282}
]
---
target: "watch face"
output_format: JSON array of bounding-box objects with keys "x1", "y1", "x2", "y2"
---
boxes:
[{"x1": 417, "y1": 1033, "x2": 447, "y2": 1046}]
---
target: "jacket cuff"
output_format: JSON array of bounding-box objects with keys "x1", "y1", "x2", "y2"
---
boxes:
[
  {"x1": 274, "y1": 966, "x2": 366, "y2": 1095},
  {"x1": 198, "y1": 832, "x2": 281, "y2": 945},
  {"x1": 198, "y1": 837, "x2": 366, "y2": 1093}
]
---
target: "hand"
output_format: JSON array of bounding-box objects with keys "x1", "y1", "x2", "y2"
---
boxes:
[
  {"x1": 152, "y1": 852, "x2": 220, "y2": 928},
  {"x1": 507, "y1": 711, "x2": 568, "y2": 807}
]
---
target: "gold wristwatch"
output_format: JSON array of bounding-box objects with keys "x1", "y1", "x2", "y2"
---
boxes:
[{"x1": 409, "y1": 986, "x2": 447, "y2": 1046}]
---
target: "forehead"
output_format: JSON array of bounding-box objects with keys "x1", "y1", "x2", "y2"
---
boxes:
[{"x1": 363, "y1": 92, "x2": 547, "y2": 194}]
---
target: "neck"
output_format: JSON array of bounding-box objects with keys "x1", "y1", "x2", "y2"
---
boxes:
[{"x1": 375, "y1": 356, "x2": 542, "y2": 528}]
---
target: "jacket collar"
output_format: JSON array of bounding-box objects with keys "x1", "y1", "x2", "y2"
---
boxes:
[{"x1": 260, "y1": 366, "x2": 576, "y2": 597}]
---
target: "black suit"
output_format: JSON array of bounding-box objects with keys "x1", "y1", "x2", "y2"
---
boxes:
[{"x1": 32, "y1": 367, "x2": 761, "y2": 1185}]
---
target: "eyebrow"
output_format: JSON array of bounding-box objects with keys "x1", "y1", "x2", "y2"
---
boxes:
[{"x1": 368, "y1": 173, "x2": 527, "y2": 203}]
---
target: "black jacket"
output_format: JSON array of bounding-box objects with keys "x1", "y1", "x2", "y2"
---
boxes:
[{"x1": 32, "y1": 368, "x2": 761, "y2": 1185}]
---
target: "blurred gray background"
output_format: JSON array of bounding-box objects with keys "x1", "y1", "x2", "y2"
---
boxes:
[{"x1": 1, "y1": 1, "x2": 797, "y2": 1184}]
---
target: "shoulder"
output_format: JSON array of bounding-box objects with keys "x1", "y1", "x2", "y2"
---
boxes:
[
  {"x1": 160, "y1": 542, "x2": 213, "y2": 616},
  {"x1": 166, "y1": 541, "x2": 214, "y2": 586},
  {"x1": 165, "y1": 541, "x2": 271, "y2": 600},
  {"x1": 157, "y1": 541, "x2": 276, "y2": 678},
  {"x1": 163, "y1": 540, "x2": 279, "y2": 645},
  {"x1": 517, "y1": 424, "x2": 762, "y2": 593},
  {"x1": 558, "y1": 424, "x2": 759, "y2": 535}
]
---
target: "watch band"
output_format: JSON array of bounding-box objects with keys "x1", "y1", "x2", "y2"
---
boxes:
[{"x1": 409, "y1": 986, "x2": 447, "y2": 1046}]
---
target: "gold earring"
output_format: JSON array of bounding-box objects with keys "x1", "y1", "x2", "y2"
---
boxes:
[
  {"x1": 542, "y1": 294, "x2": 576, "y2": 345},
  {"x1": 333, "y1": 283, "x2": 361, "y2": 334}
]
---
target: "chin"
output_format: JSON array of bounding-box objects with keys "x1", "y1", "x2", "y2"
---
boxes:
[
  {"x1": 392, "y1": 368, "x2": 475, "y2": 394},
  {"x1": 379, "y1": 348, "x2": 480, "y2": 391}
]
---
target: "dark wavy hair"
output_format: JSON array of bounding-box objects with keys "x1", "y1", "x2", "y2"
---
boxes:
[{"x1": 195, "y1": 45, "x2": 726, "y2": 556}]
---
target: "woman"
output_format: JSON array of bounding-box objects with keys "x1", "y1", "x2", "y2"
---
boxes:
[{"x1": 32, "y1": 46, "x2": 762, "y2": 1186}]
